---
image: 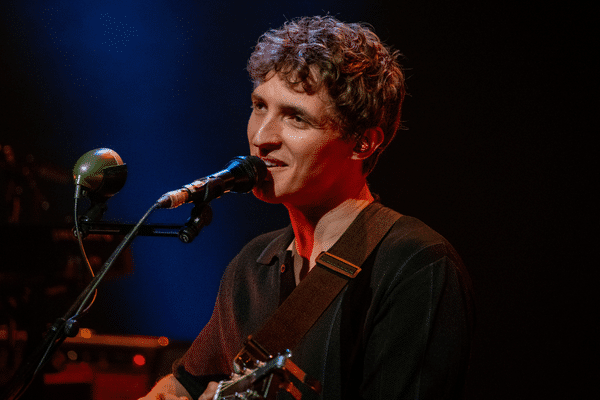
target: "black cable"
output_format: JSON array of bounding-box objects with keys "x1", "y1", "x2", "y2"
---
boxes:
[{"x1": 72, "y1": 195, "x2": 97, "y2": 318}]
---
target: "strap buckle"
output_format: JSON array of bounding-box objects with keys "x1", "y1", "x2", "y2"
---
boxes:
[{"x1": 315, "y1": 251, "x2": 361, "y2": 279}]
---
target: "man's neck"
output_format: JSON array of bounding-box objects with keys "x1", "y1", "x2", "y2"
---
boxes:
[{"x1": 285, "y1": 183, "x2": 374, "y2": 261}]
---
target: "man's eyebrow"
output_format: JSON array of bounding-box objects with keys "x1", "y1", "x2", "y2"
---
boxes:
[{"x1": 281, "y1": 104, "x2": 309, "y2": 117}]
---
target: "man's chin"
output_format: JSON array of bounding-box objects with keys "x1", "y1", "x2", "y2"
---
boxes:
[{"x1": 252, "y1": 187, "x2": 280, "y2": 204}]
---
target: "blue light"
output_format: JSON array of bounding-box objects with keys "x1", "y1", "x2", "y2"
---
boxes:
[{"x1": 5, "y1": 0, "x2": 369, "y2": 341}]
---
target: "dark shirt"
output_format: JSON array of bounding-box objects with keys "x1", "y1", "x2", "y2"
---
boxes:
[{"x1": 174, "y1": 213, "x2": 474, "y2": 399}]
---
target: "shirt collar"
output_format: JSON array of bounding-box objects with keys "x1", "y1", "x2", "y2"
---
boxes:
[{"x1": 256, "y1": 225, "x2": 294, "y2": 266}]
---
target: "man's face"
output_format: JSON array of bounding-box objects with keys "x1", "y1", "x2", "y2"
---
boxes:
[{"x1": 247, "y1": 72, "x2": 358, "y2": 209}]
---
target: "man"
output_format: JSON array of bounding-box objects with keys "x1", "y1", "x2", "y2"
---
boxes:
[{"x1": 141, "y1": 16, "x2": 473, "y2": 400}]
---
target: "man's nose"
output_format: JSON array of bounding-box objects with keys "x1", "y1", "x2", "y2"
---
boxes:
[{"x1": 251, "y1": 116, "x2": 281, "y2": 151}]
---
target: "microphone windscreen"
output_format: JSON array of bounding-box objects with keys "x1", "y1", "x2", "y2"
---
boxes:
[{"x1": 73, "y1": 148, "x2": 127, "y2": 199}]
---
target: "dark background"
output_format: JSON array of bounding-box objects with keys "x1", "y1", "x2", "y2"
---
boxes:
[{"x1": 1, "y1": 1, "x2": 595, "y2": 399}]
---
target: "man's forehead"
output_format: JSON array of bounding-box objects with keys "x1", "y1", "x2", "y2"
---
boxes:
[{"x1": 253, "y1": 71, "x2": 329, "y2": 102}]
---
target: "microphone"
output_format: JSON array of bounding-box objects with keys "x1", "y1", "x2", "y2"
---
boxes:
[
  {"x1": 72, "y1": 148, "x2": 127, "y2": 237},
  {"x1": 73, "y1": 148, "x2": 128, "y2": 201},
  {"x1": 157, "y1": 156, "x2": 267, "y2": 209}
]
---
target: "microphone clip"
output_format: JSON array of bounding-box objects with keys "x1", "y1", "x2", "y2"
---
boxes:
[
  {"x1": 178, "y1": 202, "x2": 213, "y2": 244},
  {"x1": 74, "y1": 199, "x2": 109, "y2": 239}
]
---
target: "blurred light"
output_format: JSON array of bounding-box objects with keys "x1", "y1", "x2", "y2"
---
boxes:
[
  {"x1": 80, "y1": 328, "x2": 93, "y2": 339},
  {"x1": 67, "y1": 350, "x2": 78, "y2": 361},
  {"x1": 133, "y1": 354, "x2": 146, "y2": 366},
  {"x1": 158, "y1": 336, "x2": 169, "y2": 347}
]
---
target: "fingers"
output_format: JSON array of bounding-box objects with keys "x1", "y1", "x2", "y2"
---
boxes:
[
  {"x1": 198, "y1": 381, "x2": 220, "y2": 400},
  {"x1": 153, "y1": 394, "x2": 190, "y2": 400}
]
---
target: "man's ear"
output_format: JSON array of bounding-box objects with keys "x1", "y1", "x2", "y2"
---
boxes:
[{"x1": 351, "y1": 127, "x2": 384, "y2": 160}]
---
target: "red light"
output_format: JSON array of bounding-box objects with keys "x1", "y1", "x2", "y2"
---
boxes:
[
  {"x1": 133, "y1": 354, "x2": 146, "y2": 366},
  {"x1": 158, "y1": 336, "x2": 169, "y2": 347}
]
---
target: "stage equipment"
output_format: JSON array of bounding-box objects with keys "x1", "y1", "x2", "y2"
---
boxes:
[{"x1": 1, "y1": 151, "x2": 266, "y2": 400}]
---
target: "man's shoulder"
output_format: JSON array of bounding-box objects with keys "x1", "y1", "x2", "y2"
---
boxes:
[
  {"x1": 362, "y1": 212, "x2": 473, "y2": 305},
  {"x1": 386, "y1": 214, "x2": 449, "y2": 246},
  {"x1": 378, "y1": 213, "x2": 464, "y2": 270}
]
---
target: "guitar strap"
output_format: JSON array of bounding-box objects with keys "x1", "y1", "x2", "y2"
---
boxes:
[{"x1": 235, "y1": 202, "x2": 402, "y2": 368}]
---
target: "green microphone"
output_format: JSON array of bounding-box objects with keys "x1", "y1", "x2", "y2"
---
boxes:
[{"x1": 73, "y1": 148, "x2": 127, "y2": 201}]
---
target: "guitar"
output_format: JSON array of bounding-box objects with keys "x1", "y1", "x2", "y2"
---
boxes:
[{"x1": 213, "y1": 351, "x2": 321, "y2": 400}]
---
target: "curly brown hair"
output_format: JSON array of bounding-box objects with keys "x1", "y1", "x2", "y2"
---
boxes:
[{"x1": 247, "y1": 16, "x2": 406, "y2": 174}]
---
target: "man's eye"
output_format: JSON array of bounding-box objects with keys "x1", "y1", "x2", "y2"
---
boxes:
[
  {"x1": 251, "y1": 102, "x2": 266, "y2": 111},
  {"x1": 289, "y1": 114, "x2": 311, "y2": 128}
]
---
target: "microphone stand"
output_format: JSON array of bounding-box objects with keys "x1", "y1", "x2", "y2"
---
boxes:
[
  {"x1": 77, "y1": 203, "x2": 212, "y2": 243},
  {"x1": 75, "y1": 197, "x2": 181, "y2": 238},
  {"x1": 78, "y1": 220, "x2": 183, "y2": 237},
  {"x1": 1, "y1": 200, "x2": 188, "y2": 400}
]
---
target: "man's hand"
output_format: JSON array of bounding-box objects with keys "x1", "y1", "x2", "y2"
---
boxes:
[
  {"x1": 139, "y1": 375, "x2": 219, "y2": 400},
  {"x1": 138, "y1": 374, "x2": 192, "y2": 400},
  {"x1": 198, "y1": 381, "x2": 219, "y2": 400},
  {"x1": 139, "y1": 395, "x2": 190, "y2": 400}
]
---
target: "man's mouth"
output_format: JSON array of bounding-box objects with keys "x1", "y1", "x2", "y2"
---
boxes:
[{"x1": 262, "y1": 158, "x2": 286, "y2": 168}]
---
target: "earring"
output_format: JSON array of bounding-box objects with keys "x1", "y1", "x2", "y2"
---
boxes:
[{"x1": 356, "y1": 140, "x2": 369, "y2": 153}]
